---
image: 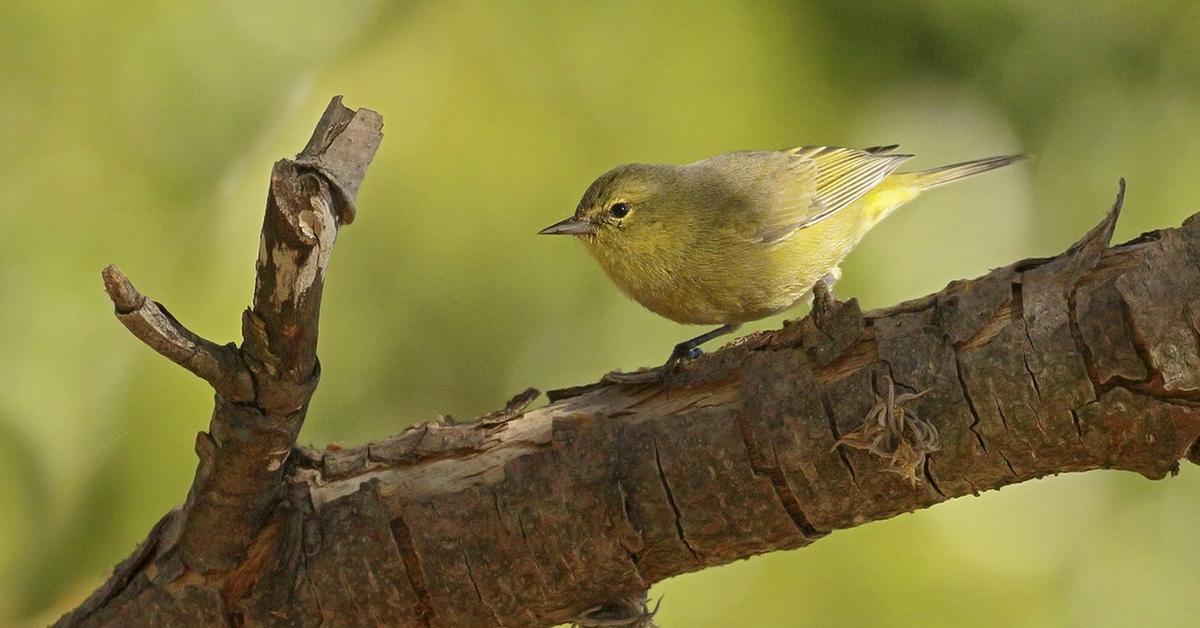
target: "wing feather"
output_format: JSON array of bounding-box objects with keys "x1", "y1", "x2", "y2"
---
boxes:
[
  {"x1": 783, "y1": 145, "x2": 912, "y2": 232},
  {"x1": 683, "y1": 145, "x2": 911, "y2": 243}
]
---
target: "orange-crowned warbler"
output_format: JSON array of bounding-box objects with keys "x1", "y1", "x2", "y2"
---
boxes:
[{"x1": 540, "y1": 145, "x2": 1022, "y2": 375}]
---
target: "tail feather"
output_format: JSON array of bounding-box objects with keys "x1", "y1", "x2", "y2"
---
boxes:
[{"x1": 910, "y1": 154, "x2": 1025, "y2": 190}]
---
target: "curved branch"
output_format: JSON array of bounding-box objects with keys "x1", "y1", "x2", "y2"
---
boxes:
[
  {"x1": 60, "y1": 114, "x2": 1200, "y2": 628},
  {"x1": 101, "y1": 264, "x2": 254, "y2": 402}
]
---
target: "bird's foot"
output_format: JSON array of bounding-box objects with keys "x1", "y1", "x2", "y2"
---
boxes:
[
  {"x1": 669, "y1": 342, "x2": 704, "y2": 364},
  {"x1": 601, "y1": 342, "x2": 704, "y2": 389},
  {"x1": 659, "y1": 341, "x2": 705, "y2": 393},
  {"x1": 602, "y1": 325, "x2": 737, "y2": 393}
]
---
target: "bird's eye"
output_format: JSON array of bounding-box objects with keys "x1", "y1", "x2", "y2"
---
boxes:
[{"x1": 609, "y1": 202, "x2": 630, "y2": 218}]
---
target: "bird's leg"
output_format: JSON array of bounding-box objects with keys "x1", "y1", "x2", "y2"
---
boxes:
[
  {"x1": 810, "y1": 269, "x2": 843, "y2": 319},
  {"x1": 820, "y1": 267, "x2": 842, "y2": 291},
  {"x1": 667, "y1": 324, "x2": 741, "y2": 364},
  {"x1": 659, "y1": 323, "x2": 741, "y2": 390},
  {"x1": 800, "y1": 267, "x2": 842, "y2": 313},
  {"x1": 602, "y1": 323, "x2": 740, "y2": 387}
]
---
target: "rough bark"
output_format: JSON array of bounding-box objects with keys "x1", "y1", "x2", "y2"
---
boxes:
[{"x1": 58, "y1": 99, "x2": 1200, "y2": 627}]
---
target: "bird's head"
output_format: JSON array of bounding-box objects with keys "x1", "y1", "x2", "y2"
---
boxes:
[{"x1": 539, "y1": 163, "x2": 691, "y2": 265}]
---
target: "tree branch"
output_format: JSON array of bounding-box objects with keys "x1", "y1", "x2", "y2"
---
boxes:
[
  {"x1": 59, "y1": 96, "x2": 382, "y2": 626},
  {"x1": 101, "y1": 265, "x2": 254, "y2": 402},
  {"x1": 60, "y1": 104, "x2": 1200, "y2": 628}
]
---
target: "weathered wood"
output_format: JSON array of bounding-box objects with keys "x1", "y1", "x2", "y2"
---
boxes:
[
  {"x1": 60, "y1": 101, "x2": 1200, "y2": 628},
  {"x1": 60, "y1": 96, "x2": 383, "y2": 626}
]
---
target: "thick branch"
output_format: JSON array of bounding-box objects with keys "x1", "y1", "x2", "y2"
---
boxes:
[
  {"x1": 61, "y1": 97, "x2": 382, "y2": 626},
  {"x1": 181, "y1": 97, "x2": 381, "y2": 574},
  {"x1": 244, "y1": 95, "x2": 383, "y2": 414},
  {"x1": 65, "y1": 153, "x2": 1200, "y2": 628}
]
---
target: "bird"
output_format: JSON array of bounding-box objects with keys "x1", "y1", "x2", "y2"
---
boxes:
[{"x1": 540, "y1": 144, "x2": 1023, "y2": 378}]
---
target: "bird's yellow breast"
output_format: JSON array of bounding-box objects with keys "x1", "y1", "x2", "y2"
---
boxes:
[{"x1": 582, "y1": 176, "x2": 919, "y2": 325}]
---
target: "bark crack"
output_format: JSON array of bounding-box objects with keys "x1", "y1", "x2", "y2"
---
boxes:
[
  {"x1": 819, "y1": 390, "x2": 862, "y2": 492},
  {"x1": 337, "y1": 571, "x2": 366, "y2": 624},
  {"x1": 997, "y1": 450, "x2": 1019, "y2": 479},
  {"x1": 952, "y1": 351, "x2": 990, "y2": 452},
  {"x1": 1016, "y1": 285, "x2": 1046, "y2": 398},
  {"x1": 512, "y1": 510, "x2": 554, "y2": 602},
  {"x1": 388, "y1": 515, "x2": 434, "y2": 626},
  {"x1": 1069, "y1": 407, "x2": 1085, "y2": 439},
  {"x1": 991, "y1": 397, "x2": 1010, "y2": 433},
  {"x1": 1066, "y1": 285, "x2": 1104, "y2": 400},
  {"x1": 615, "y1": 479, "x2": 646, "y2": 570},
  {"x1": 460, "y1": 548, "x2": 506, "y2": 627},
  {"x1": 1022, "y1": 354, "x2": 1043, "y2": 403},
  {"x1": 922, "y1": 457, "x2": 947, "y2": 498},
  {"x1": 735, "y1": 411, "x2": 823, "y2": 537},
  {"x1": 651, "y1": 437, "x2": 703, "y2": 564},
  {"x1": 515, "y1": 511, "x2": 530, "y2": 544},
  {"x1": 1113, "y1": 289, "x2": 1162, "y2": 389},
  {"x1": 771, "y1": 450, "x2": 823, "y2": 536},
  {"x1": 990, "y1": 402, "x2": 1022, "y2": 478},
  {"x1": 300, "y1": 550, "x2": 324, "y2": 627}
]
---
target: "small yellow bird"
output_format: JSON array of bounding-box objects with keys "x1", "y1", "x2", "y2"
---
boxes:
[{"x1": 540, "y1": 145, "x2": 1022, "y2": 372}]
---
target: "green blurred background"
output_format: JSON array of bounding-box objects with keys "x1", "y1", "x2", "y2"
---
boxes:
[{"x1": 2, "y1": 1, "x2": 1198, "y2": 625}]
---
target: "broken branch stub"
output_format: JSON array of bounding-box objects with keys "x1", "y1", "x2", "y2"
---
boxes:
[
  {"x1": 94, "y1": 96, "x2": 383, "y2": 576},
  {"x1": 246, "y1": 99, "x2": 382, "y2": 414},
  {"x1": 101, "y1": 264, "x2": 254, "y2": 402}
]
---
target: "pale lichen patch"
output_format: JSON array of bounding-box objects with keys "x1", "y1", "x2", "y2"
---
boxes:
[
  {"x1": 297, "y1": 209, "x2": 319, "y2": 244},
  {"x1": 271, "y1": 243, "x2": 301, "y2": 304},
  {"x1": 298, "y1": 195, "x2": 337, "y2": 290}
]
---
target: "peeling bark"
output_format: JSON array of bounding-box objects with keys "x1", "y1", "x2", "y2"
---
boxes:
[{"x1": 57, "y1": 100, "x2": 1200, "y2": 628}]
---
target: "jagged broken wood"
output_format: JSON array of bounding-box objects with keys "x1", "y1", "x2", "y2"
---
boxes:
[{"x1": 59, "y1": 100, "x2": 1200, "y2": 628}]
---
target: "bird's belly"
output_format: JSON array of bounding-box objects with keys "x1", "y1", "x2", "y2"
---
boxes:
[
  {"x1": 614, "y1": 241, "x2": 834, "y2": 326},
  {"x1": 626, "y1": 279, "x2": 789, "y2": 325},
  {"x1": 642, "y1": 216, "x2": 868, "y2": 325}
]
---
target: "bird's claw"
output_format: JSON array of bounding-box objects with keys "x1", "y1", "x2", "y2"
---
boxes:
[
  {"x1": 659, "y1": 343, "x2": 703, "y2": 394},
  {"x1": 669, "y1": 342, "x2": 704, "y2": 364},
  {"x1": 602, "y1": 344, "x2": 704, "y2": 391}
]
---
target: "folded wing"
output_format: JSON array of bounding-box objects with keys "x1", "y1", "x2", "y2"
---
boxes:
[
  {"x1": 687, "y1": 145, "x2": 912, "y2": 243},
  {"x1": 782, "y1": 145, "x2": 913, "y2": 236}
]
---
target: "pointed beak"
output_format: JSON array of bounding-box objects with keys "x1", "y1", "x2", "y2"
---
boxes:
[{"x1": 538, "y1": 216, "x2": 595, "y2": 236}]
